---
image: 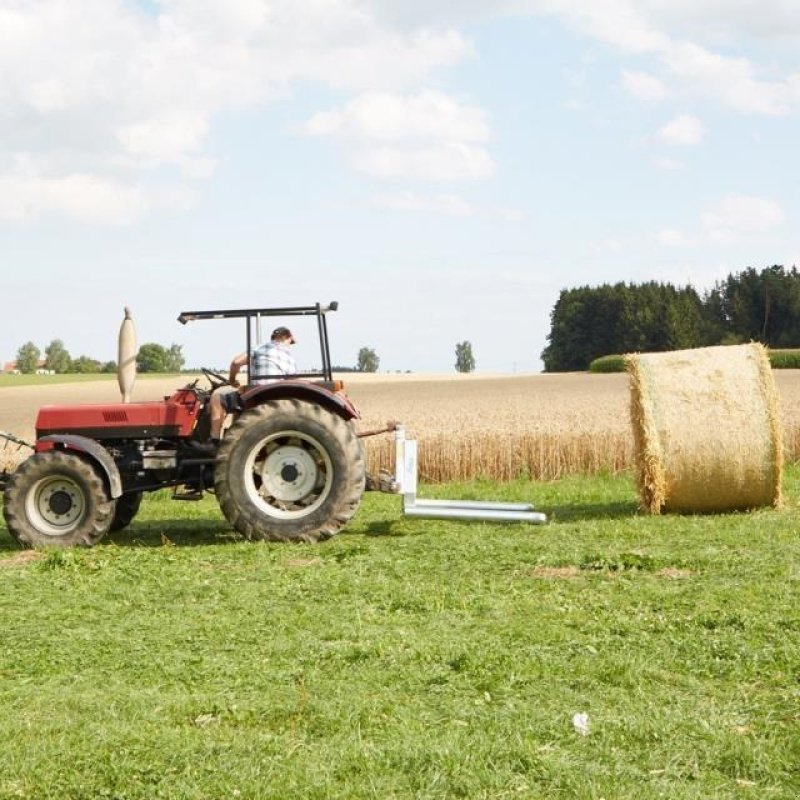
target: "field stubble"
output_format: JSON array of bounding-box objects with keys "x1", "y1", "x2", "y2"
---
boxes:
[{"x1": 2, "y1": 371, "x2": 800, "y2": 482}]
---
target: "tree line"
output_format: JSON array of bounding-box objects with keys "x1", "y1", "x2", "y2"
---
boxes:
[
  {"x1": 11, "y1": 340, "x2": 185, "y2": 374},
  {"x1": 11, "y1": 340, "x2": 478, "y2": 376},
  {"x1": 542, "y1": 265, "x2": 800, "y2": 372}
]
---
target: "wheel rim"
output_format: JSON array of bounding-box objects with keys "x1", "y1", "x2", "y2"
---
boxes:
[
  {"x1": 25, "y1": 475, "x2": 86, "y2": 536},
  {"x1": 243, "y1": 430, "x2": 334, "y2": 519}
]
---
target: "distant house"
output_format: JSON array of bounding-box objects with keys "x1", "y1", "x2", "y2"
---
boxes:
[{"x1": 1, "y1": 359, "x2": 53, "y2": 375}]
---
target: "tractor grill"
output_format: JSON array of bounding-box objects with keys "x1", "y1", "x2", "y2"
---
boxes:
[{"x1": 103, "y1": 410, "x2": 130, "y2": 423}]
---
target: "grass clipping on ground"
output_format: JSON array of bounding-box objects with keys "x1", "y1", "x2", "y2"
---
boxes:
[{"x1": 627, "y1": 343, "x2": 783, "y2": 514}]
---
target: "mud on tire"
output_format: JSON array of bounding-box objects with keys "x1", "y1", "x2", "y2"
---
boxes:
[
  {"x1": 214, "y1": 399, "x2": 365, "y2": 543},
  {"x1": 3, "y1": 451, "x2": 115, "y2": 548}
]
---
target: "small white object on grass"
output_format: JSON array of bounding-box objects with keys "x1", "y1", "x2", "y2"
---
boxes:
[{"x1": 572, "y1": 712, "x2": 590, "y2": 736}]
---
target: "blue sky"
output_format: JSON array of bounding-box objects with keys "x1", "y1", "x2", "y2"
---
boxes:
[{"x1": 1, "y1": 1, "x2": 798, "y2": 372}]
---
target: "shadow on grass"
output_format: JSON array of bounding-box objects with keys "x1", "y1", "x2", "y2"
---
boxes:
[
  {"x1": 0, "y1": 500, "x2": 642, "y2": 553},
  {"x1": 362, "y1": 519, "x2": 403, "y2": 537},
  {"x1": 0, "y1": 521, "x2": 240, "y2": 551},
  {"x1": 358, "y1": 500, "x2": 640, "y2": 536},
  {"x1": 105, "y1": 519, "x2": 240, "y2": 548},
  {"x1": 0, "y1": 534, "x2": 21, "y2": 553},
  {"x1": 543, "y1": 500, "x2": 639, "y2": 523}
]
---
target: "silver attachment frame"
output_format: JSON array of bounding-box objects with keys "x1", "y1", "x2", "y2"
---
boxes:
[{"x1": 393, "y1": 425, "x2": 547, "y2": 524}]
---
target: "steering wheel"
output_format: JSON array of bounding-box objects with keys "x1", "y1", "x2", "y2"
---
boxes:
[{"x1": 201, "y1": 367, "x2": 230, "y2": 390}]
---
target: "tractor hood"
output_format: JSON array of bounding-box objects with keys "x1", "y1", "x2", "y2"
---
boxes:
[{"x1": 36, "y1": 390, "x2": 201, "y2": 440}]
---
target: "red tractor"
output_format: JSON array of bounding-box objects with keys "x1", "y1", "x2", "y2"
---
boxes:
[{"x1": 1, "y1": 302, "x2": 367, "y2": 547}]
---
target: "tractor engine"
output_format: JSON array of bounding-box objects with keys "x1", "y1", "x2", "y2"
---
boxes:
[
  {"x1": 36, "y1": 387, "x2": 204, "y2": 443},
  {"x1": 33, "y1": 386, "x2": 213, "y2": 494}
]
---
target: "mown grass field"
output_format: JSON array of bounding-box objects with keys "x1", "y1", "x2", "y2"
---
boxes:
[{"x1": 1, "y1": 470, "x2": 799, "y2": 799}]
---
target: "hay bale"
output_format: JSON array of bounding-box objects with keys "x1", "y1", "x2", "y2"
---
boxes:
[{"x1": 627, "y1": 343, "x2": 782, "y2": 514}]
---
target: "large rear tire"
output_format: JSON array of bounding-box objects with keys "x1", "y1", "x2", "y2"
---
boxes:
[
  {"x1": 214, "y1": 399, "x2": 365, "y2": 542},
  {"x1": 3, "y1": 451, "x2": 115, "y2": 548}
]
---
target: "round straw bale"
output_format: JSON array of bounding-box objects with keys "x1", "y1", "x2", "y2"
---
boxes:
[{"x1": 626, "y1": 343, "x2": 782, "y2": 514}]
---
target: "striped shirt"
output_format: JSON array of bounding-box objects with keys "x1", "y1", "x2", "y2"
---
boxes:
[{"x1": 251, "y1": 341, "x2": 297, "y2": 384}]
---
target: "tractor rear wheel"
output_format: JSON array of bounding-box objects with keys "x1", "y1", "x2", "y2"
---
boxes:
[
  {"x1": 3, "y1": 451, "x2": 115, "y2": 548},
  {"x1": 214, "y1": 399, "x2": 365, "y2": 543},
  {"x1": 110, "y1": 492, "x2": 143, "y2": 532}
]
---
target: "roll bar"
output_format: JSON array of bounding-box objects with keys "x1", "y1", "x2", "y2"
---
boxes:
[{"x1": 177, "y1": 302, "x2": 339, "y2": 382}]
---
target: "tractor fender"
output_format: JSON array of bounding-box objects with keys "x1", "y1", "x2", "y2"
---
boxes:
[
  {"x1": 240, "y1": 380, "x2": 360, "y2": 421},
  {"x1": 36, "y1": 434, "x2": 124, "y2": 499}
]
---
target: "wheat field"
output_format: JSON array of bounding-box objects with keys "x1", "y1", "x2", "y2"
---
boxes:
[
  {"x1": 345, "y1": 371, "x2": 800, "y2": 483},
  {"x1": 345, "y1": 373, "x2": 633, "y2": 482},
  {"x1": 3, "y1": 371, "x2": 800, "y2": 482}
]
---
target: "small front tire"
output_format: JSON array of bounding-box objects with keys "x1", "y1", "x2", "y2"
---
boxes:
[{"x1": 3, "y1": 451, "x2": 115, "y2": 548}]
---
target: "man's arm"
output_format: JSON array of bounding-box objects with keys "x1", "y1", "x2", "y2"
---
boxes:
[{"x1": 228, "y1": 352, "x2": 249, "y2": 387}]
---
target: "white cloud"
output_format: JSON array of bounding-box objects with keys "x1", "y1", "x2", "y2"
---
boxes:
[
  {"x1": 3, "y1": 0, "x2": 798, "y2": 224},
  {"x1": 372, "y1": 191, "x2": 473, "y2": 216},
  {"x1": 653, "y1": 157, "x2": 685, "y2": 170},
  {"x1": 0, "y1": 0, "x2": 474, "y2": 224},
  {"x1": 659, "y1": 41, "x2": 799, "y2": 116},
  {"x1": 701, "y1": 194, "x2": 785, "y2": 243},
  {"x1": 622, "y1": 0, "x2": 800, "y2": 42},
  {"x1": 657, "y1": 228, "x2": 692, "y2": 246},
  {"x1": 0, "y1": 171, "x2": 193, "y2": 225},
  {"x1": 543, "y1": 1, "x2": 670, "y2": 54},
  {"x1": 304, "y1": 90, "x2": 489, "y2": 143},
  {"x1": 115, "y1": 114, "x2": 210, "y2": 162},
  {"x1": 592, "y1": 237, "x2": 627, "y2": 253},
  {"x1": 371, "y1": 190, "x2": 522, "y2": 219},
  {"x1": 509, "y1": 1, "x2": 800, "y2": 116},
  {"x1": 655, "y1": 194, "x2": 785, "y2": 248},
  {"x1": 303, "y1": 90, "x2": 494, "y2": 181},
  {"x1": 621, "y1": 69, "x2": 669, "y2": 102},
  {"x1": 356, "y1": 144, "x2": 493, "y2": 181},
  {"x1": 371, "y1": 0, "x2": 800, "y2": 43},
  {"x1": 655, "y1": 114, "x2": 706, "y2": 146}
]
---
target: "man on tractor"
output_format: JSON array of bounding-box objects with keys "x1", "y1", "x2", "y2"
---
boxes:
[{"x1": 208, "y1": 325, "x2": 298, "y2": 443}]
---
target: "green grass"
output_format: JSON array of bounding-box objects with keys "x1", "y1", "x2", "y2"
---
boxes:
[
  {"x1": 1, "y1": 471, "x2": 799, "y2": 799},
  {"x1": 588, "y1": 354, "x2": 627, "y2": 373},
  {"x1": 0, "y1": 373, "x2": 193, "y2": 387},
  {"x1": 767, "y1": 349, "x2": 800, "y2": 369}
]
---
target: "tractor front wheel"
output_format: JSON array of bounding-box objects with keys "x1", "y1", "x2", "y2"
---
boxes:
[
  {"x1": 110, "y1": 492, "x2": 143, "y2": 532},
  {"x1": 214, "y1": 399, "x2": 365, "y2": 543},
  {"x1": 3, "y1": 451, "x2": 115, "y2": 548}
]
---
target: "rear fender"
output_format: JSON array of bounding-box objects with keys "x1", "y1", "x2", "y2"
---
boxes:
[
  {"x1": 36, "y1": 434, "x2": 124, "y2": 499},
  {"x1": 240, "y1": 380, "x2": 360, "y2": 421}
]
